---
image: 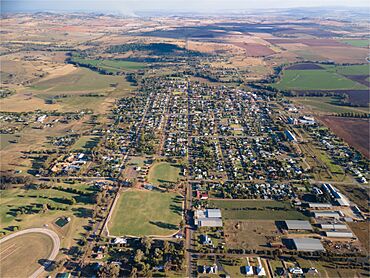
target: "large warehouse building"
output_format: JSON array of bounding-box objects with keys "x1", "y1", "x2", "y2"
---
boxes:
[{"x1": 291, "y1": 238, "x2": 325, "y2": 252}]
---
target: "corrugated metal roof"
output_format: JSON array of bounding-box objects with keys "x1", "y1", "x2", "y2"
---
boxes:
[
  {"x1": 285, "y1": 220, "x2": 312, "y2": 230},
  {"x1": 292, "y1": 238, "x2": 325, "y2": 251}
]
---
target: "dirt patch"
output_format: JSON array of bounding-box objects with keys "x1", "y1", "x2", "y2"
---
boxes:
[
  {"x1": 286, "y1": 63, "x2": 324, "y2": 70},
  {"x1": 224, "y1": 220, "x2": 280, "y2": 250},
  {"x1": 317, "y1": 116, "x2": 370, "y2": 158},
  {"x1": 348, "y1": 222, "x2": 370, "y2": 252},
  {"x1": 231, "y1": 42, "x2": 275, "y2": 57}
]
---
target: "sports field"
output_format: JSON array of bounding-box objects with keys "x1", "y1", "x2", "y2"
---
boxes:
[
  {"x1": 147, "y1": 162, "x2": 181, "y2": 185},
  {"x1": 273, "y1": 68, "x2": 367, "y2": 90},
  {"x1": 0, "y1": 232, "x2": 54, "y2": 277},
  {"x1": 108, "y1": 190, "x2": 183, "y2": 236}
]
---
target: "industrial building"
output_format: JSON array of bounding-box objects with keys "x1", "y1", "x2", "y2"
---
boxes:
[
  {"x1": 319, "y1": 223, "x2": 347, "y2": 230},
  {"x1": 195, "y1": 208, "x2": 223, "y2": 227},
  {"x1": 313, "y1": 211, "x2": 341, "y2": 219},
  {"x1": 291, "y1": 238, "x2": 325, "y2": 252},
  {"x1": 308, "y1": 203, "x2": 332, "y2": 209},
  {"x1": 284, "y1": 220, "x2": 312, "y2": 231},
  {"x1": 325, "y1": 231, "x2": 354, "y2": 238},
  {"x1": 285, "y1": 130, "x2": 296, "y2": 142}
]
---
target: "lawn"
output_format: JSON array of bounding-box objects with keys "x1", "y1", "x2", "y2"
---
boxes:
[
  {"x1": 292, "y1": 97, "x2": 369, "y2": 114},
  {"x1": 209, "y1": 199, "x2": 308, "y2": 220},
  {"x1": 147, "y1": 162, "x2": 181, "y2": 186},
  {"x1": 0, "y1": 232, "x2": 54, "y2": 278},
  {"x1": 108, "y1": 190, "x2": 183, "y2": 236},
  {"x1": 272, "y1": 68, "x2": 367, "y2": 91},
  {"x1": 71, "y1": 136, "x2": 100, "y2": 152}
]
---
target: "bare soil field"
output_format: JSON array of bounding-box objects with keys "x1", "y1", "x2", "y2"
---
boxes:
[
  {"x1": 348, "y1": 222, "x2": 370, "y2": 252},
  {"x1": 231, "y1": 42, "x2": 275, "y2": 57},
  {"x1": 318, "y1": 116, "x2": 369, "y2": 158},
  {"x1": 267, "y1": 38, "x2": 346, "y2": 47},
  {"x1": 224, "y1": 220, "x2": 280, "y2": 250}
]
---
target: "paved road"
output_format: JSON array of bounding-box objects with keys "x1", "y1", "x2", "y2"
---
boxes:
[{"x1": 0, "y1": 228, "x2": 60, "y2": 278}]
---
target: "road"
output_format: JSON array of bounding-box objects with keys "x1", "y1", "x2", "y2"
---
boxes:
[{"x1": 0, "y1": 228, "x2": 60, "y2": 278}]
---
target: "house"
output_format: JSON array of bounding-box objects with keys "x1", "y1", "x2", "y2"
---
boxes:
[
  {"x1": 285, "y1": 130, "x2": 296, "y2": 142},
  {"x1": 289, "y1": 267, "x2": 303, "y2": 274},
  {"x1": 244, "y1": 265, "x2": 254, "y2": 276},
  {"x1": 113, "y1": 237, "x2": 127, "y2": 245}
]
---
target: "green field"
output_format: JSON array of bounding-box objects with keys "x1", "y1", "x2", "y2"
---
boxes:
[
  {"x1": 209, "y1": 199, "x2": 308, "y2": 220},
  {"x1": 71, "y1": 57, "x2": 146, "y2": 73},
  {"x1": 272, "y1": 68, "x2": 367, "y2": 91},
  {"x1": 322, "y1": 64, "x2": 370, "y2": 76},
  {"x1": 108, "y1": 190, "x2": 183, "y2": 236},
  {"x1": 147, "y1": 162, "x2": 181, "y2": 186},
  {"x1": 30, "y1": 68, "x2": 129, "y2": 92},
  {"x1": 0, "y1": 183, "x2": 94, "y2": 232},
  {"x1": 292, "y1": 97, "x2": 369, "y2": 114},
  {"x1": 340, "y1": 39, "x2": 370, "y2": 48},
  {"x1": 71, "y1": 136, "x2": 100, "y2": 151}
]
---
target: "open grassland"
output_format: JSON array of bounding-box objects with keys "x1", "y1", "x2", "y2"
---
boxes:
[
  {"x1": 0, "y1": 183, "x2": 94, "y2": 239},
  {"x1": 71, "y1": 57, "x2": 146, "y2": 73},
  {"x1": 71, "y1": 136, "x2": 100, "y2": 152},
  {"x1": 272, "y1": 68, "x2": 367, "y2": 91},
  {"x1": 224, "y1": 220, "x2": 280, "y2": 250},
  {"x1": 339, "y1": 39, "x2": 370, "y2": 48},
  {"x1": 108, "y1": 190, "x2": 183, "y2": 236},
  {"x1": 348, "y1": 222, "x2": 370, "y2": 252},
  {"x1": 147, "y1": 162, "x2": 181, "y2": 186},
  {"x1": 209, "y1": 199, "x2": 308, "y2": 220},
  {"x1": 0, "y1": 232, "x2": 53, "y2": 278},
  {"x1": 321, "y1": 64, "x2": 369, "y2": 76},
  {"x1": 29, "y1": 68, "x2": 128, "y2": 93},
  {"x1": 292, "y1": 97, "x2": 369, "y2": 114}
]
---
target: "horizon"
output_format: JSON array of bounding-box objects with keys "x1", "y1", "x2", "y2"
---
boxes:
[{"x1": 2, "y1": 0, "x2": 370, "y2": 14}]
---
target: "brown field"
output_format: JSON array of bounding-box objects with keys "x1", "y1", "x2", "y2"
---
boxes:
[
  {"x1": 224, "y1": 220, "x2": 280, "y2": 250},
  {"x1": 231, "y1": 42, "x2": 275, "y2": 57},
  {"x1": 304, "y1": 46, "x2": 369, "y2": 64},
  {"x1": 348, "y1": 222, "x2": 370, "y2": 252},
  {"x1": 266, "y1": 38, "x2": 346, "y2": 47},
  {"x1": 0, "y1": 232, "x2": 54, "y2": 278},
  {"x1": 318, "y1": 116, "x2": 369, "y2": 158}
]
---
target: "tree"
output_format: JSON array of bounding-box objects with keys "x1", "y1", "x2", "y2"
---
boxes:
[
  {"x1": 130, "y1": 267, "x2": 138, "y2": 278},
  {"x1": 134, "y1": 249, "x2": 144, "y2": 264},
  {"x1": 141, "y1": 237, "x2": 152, "y2": 255}
]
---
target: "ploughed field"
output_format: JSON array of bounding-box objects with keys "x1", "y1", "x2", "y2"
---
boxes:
[{"x1": 318, "y1": 116, "x2": 370, "y2": 158}]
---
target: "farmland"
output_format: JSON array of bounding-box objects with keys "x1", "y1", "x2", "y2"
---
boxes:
[
  {"x1": 318, "y1": 116, "x2": 370, "y2": 158},
  {"x1": 108, "y1": 190, "x2": 183, "y2": 236},
  {"x1": 272, "y1": 67, "x2": 368, "y2": 91},
  {"x1": 209, "y1": 199, "x2": 308, "y2": 220}
]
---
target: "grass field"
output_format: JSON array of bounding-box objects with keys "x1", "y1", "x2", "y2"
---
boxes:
[
  {"x1": 71, "y1": 57, "x2": 145, "y2": 73},
  {"x1": 322, "y1": 64, "x2": 370, "y2": 76},
  {"x1": 272, "y1": 68, "x2": 367, "y2": 91},
  {"x1": 147, "y1": 162, "x2": 181, "y2": 186},
  {"x1": 0, "y1": 184, "x2": 94, "y2": 234},
  {"x1": 71, "y1": 136, "x2": 100, "y2": 152},
  {"x1": 0, "y1": 232, "x2": 54, "y2": 278},
  {"x1": 292, "y1": 97, "x2": 369, "y2": 114},
  {"x1": 209, "y1": 199, "x2": 308, "y2": 220},
  {"x1": 340, "y1": 39, "x2": 370, "y2": 48},
  {"x1": 108, "y1": 190, "x2": 183, "y2": 236},
  {"x1": 30, "y1": 68, "x2": 129, "y2": 92},
  {"x1": 0, "y1": 134, "x2": 18, "y2": 150}
]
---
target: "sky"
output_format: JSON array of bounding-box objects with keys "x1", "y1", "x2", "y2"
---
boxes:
[{"x1": 2, "y1": 0, "x2": 370, "y2": 14}]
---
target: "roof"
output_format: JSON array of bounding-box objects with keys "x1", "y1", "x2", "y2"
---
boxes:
[
  {"x1": 292, "y1": 238, "x2": 325, "y2": 252},
  {"x1": 325, "y1": 231, "x2": 354, "y2": 238},
  {"x1": 198, "y1": 218, "x2": 223, "y2": 227},
  {"x1": 308, "y1": 203, "x2": 332, "y2": 208},
  {"x1": 313, "y1": 211, "x2": 340, "y2": 218},
  {"x1": 285, "y1": 220, "x2": 312, "y2": 230},
  {"x1": 206, "y1": 209, "x2": 222, "y2": 218}
]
